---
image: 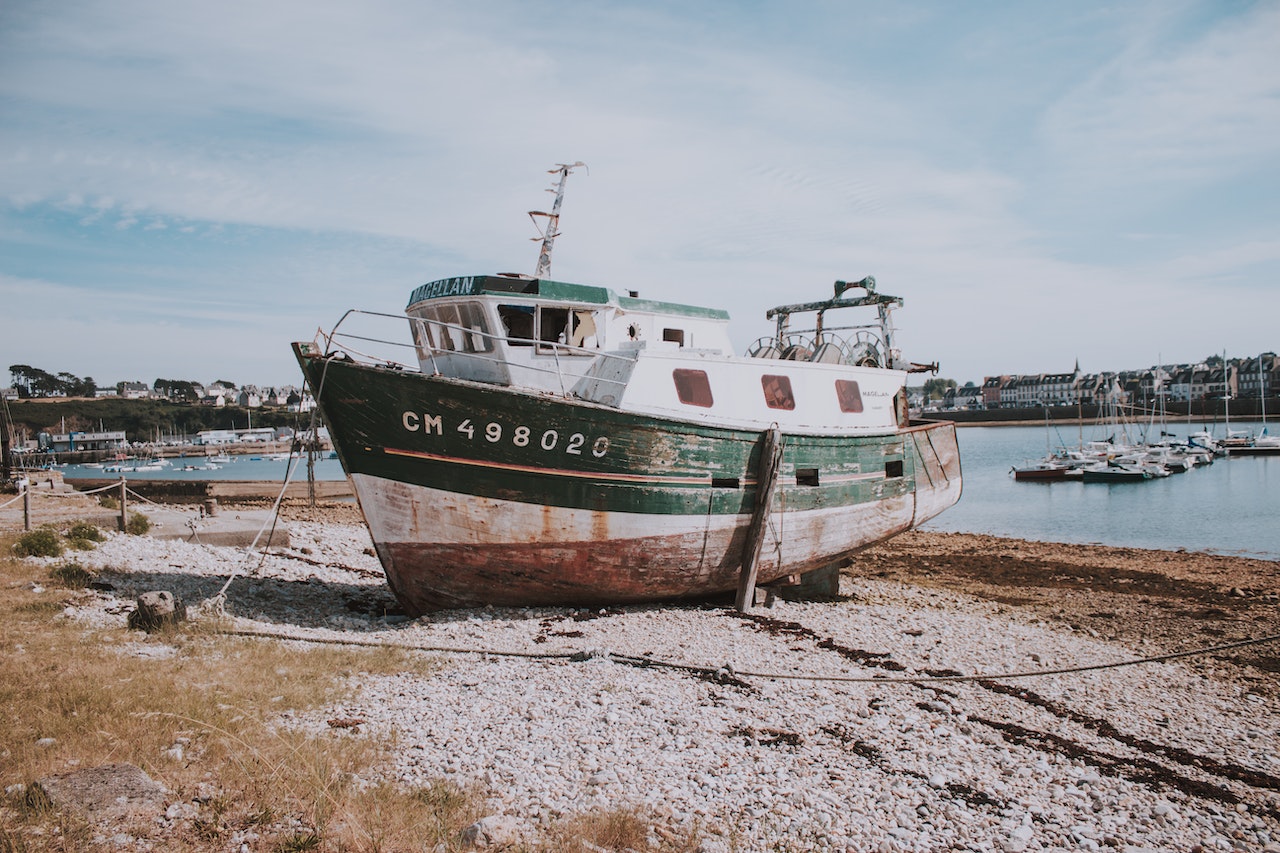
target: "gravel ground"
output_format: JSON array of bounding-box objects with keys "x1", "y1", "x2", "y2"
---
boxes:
[{"x1": 7, "y1": 495, "x2": 1280, "y2": 851}]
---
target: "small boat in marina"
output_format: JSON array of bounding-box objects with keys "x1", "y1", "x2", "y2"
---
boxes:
[
  {"x1": 1226, "y1": 355, "x2": 1280, "y2": 455},
  {"x1": 293, "y1": 164, "x2": 962, "y2": 614},
  {"x1": 1229, "y1": 431, "x2": 1280, "y2": 456},
  {"x1": 1081, "y1": 462, "x2": 1152, "y2": 483},
  {"x1": 1011, "y1": 459, "x2": 1072, "y2": 481}
]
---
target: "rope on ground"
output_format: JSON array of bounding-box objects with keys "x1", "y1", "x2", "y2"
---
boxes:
[
  {"x1": 215, "y1": 626, "x2": 1280, "y2": 687},
  {"x1": 216, "y1": 628, "x2": 582, "y2": 661}
]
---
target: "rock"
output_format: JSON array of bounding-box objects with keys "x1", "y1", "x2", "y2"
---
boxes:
[
  {"x1": 29, "y1": 763, "x2": 166, "y2": 823},
  {"x1": 127, "y1": 591, "x2": 186, "y2": 632},
  {"x1": 1001, "y1": 823, "x2": 1034, "y2": 852},
  {"x1": 461, "y1": 814, "x2": 523, "y2": 848}
]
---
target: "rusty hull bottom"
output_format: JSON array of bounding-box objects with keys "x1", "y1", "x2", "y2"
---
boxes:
[{"x1": 376, "y1": 529, "x2": 831, "y2": 614}]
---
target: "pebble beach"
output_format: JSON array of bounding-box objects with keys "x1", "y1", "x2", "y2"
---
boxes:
[{"x1": 7, "y1": 495, "x2": 1280, "y2": 851}]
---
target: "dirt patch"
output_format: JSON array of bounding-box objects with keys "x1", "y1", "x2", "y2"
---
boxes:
[{"x1": 854, "y1": 531, "x2": 1280, "y2": 685}]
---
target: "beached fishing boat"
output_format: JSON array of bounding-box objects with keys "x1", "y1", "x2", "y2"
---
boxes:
[{"x1": 292, "y1": 165, "x2": 962, "y2": 613}]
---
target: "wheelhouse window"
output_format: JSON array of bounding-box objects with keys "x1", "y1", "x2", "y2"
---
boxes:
[
  {"x1": 509, "y1": 305, "x2": 599, "y2": 354},
  {"x1": 663, "y1": 328, "x2": 686, "y2": 347},
  {"x1": 761, "y1": 374, "x2": 795, "y2": 410},
  {"x1": 412, "y1": 302, "x2": 494, "y2": 354},
  {"x1": 498, "y1": 304, "x2": 535, "y2": 345},
  {"x1": 835, "y1": 379, "x2": 864, "y2": 413},
  {"x1": 673, "y1": 369, "x2": 714, "y2": 407}
]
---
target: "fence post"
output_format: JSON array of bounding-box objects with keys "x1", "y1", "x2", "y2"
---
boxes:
[
  {"x1": 23, "y1": 482, "x2": 31, "y2": 532},
  {"x1": 118, "y1": 478, "x2": 127, "y2": 533}
]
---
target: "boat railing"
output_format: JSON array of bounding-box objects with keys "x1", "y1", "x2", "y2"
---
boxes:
[{"x1": 318, "y1": 309, "x2": 635, "y2": 398}]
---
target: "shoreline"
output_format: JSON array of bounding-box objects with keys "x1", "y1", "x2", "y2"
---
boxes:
[{"x1": 5, "y1": 494, "x2": 1280, "y2": 849}]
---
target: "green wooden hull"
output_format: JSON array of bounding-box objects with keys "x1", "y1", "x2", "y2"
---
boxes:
[{"x1": 296, "y1": 345, "x2": 962, "y2": 613}]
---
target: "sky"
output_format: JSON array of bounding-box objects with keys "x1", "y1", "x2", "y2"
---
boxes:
[{"x1": 2, "y1": 0, "x2": 1278, "y2": 389}]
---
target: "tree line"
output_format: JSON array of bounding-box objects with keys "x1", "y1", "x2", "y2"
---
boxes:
[
  {"x1": 8, "y1": 365, "x2": 98, "y2": 398},
  {"x1": 4, "y1": 398, "x2": 305, "y2": 443},
  {"x1": 8, "y1": 365, "x2": 239, "y2": 401}
]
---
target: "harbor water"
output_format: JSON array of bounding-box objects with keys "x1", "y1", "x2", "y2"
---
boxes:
[
  {"x1": 58, "y1": 423, "x2": 1277, "y2": 561},
  {"x1": 924, "y1": 421, "x2": 1278, "y2": 561}
]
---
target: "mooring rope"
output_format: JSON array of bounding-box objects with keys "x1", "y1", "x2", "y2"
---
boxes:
[
  {"x1": 214, "y1": 625, "x2": 1280, "y2": 687},
  {"x1": 204, "y1": 353, "x2": 335, "y2": 614}
]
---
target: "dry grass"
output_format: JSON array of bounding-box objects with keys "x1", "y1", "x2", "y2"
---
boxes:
[{"x1": 0, "y1": 533, "x2": 700, "y2": 852}]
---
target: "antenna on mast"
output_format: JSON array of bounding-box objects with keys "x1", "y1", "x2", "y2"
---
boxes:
[{"x1": 529, "y1": 161, "x2": 586, "y2": 278}]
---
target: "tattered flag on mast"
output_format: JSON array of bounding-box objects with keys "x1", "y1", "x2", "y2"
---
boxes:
[{"x1": 529, "y1": 161, "x2": 586, "y2": 278}]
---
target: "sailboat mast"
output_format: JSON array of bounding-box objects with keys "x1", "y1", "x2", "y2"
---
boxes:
[
  {"x1": 530, "y1": 161, "x2": 586, "y2": 278},
  {"x1": 1223, "y1": 350, "x2": 1230, "y2": 438},
  {"x1": 1261, "y1": 354, "x2": 1268, "y2": 429}
]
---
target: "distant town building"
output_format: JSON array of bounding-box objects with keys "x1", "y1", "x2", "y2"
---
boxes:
[
  {"x1": 38, "y1": 430, "x2": 128, "y2": 452},
  {"x1": 968, "y1": 353, "x2": 1276, "y2": 410},
  {"x1": 195, "y1": 429, "x2": 238, "y2": 445},
  {"x1": 118, "y1": 381, "x2": 151, "y2": 400}
]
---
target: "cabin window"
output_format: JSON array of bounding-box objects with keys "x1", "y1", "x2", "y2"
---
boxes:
[
  {"x1": 537, "y1": 306, "x2": 569, "y2": 351},
  {"x1": 499, "y1": 304, "x2": 535, "y2": 345},
  {"x1": 673, "y1": 369, "x2": 714, "y2": 407},
  {"x1": 835, "y1": 379, "x2": 864, "y2": 413},
  {"x1": 795, "y1": 468, "x2": 820, "y2": 486},
  {"x1": 663, "y1": 328, "x2": 685, "y2": 347},
  {"x1": 761, "y1": 374, "x2": 795, "y2": 410},
  {"x1": 885, "y1": 459, "x2": 904, "y2": 478},
  {"x1": 534, "y1": 306, "x2": 598, "y2": 354},
  {"x1": 410, "y1": 318, "x2": 431, "y2": 361},
  {"x1": 413, "y1": 302, "x2": 494, "y2": 354}
]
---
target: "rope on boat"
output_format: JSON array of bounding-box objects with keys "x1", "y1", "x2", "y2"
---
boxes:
[
  {"x1": 205, "y1": 453, "x2": 301, "y2": 613},
  {"x1": 203, "y1": 353, "x2": 336, "y2": 615},
  {"x1": 211, "y1": 625, "x2": 1280, "y2": 688}
]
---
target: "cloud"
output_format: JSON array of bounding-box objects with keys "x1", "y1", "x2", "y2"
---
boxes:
[
  {"x1": 1040, "y1": 3, "x2": 1280, "y2": 186},
  {"x1": 0, "y1": 1, "x2": 1277, "y2": 387}
]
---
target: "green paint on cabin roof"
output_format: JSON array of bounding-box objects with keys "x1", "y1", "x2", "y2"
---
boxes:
[
  {"x1": 407, "y1": 273, "x2": 728, "y2": 320},
  {"x1": 619, "y1": 295, "x2": 729, "y2": 320},
  {"x1": 532, "y1": 279, "x2": 611, "y2": 304}
]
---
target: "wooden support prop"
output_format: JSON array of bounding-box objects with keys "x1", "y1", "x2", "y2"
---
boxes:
[
  {"x1": 735, "y1": 426, "x2": 784, "y2": 611},
  {"x1": 118, "y1": 478, "x2": 128, "y2": 533}
]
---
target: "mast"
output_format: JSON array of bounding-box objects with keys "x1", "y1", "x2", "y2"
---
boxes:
[
  {"x1": 1261, "y1": 354, "x2": 1268, "y2": 431},
  {"x1": 529, "y1": 161, "x2": 586, "y2": 278},
  {"x1": 1222, "y1": 350, "x2": 1231, "y2": 438}
]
